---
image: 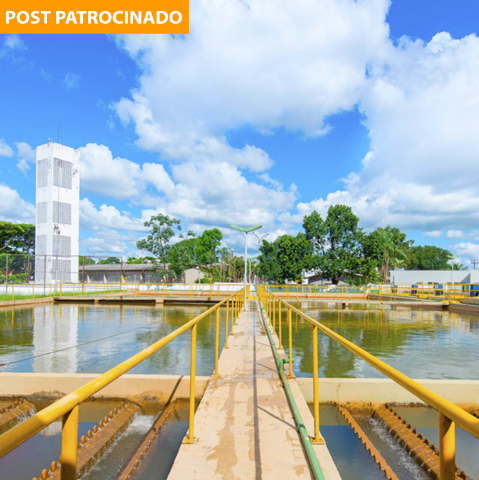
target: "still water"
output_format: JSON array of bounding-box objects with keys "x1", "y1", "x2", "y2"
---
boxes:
[
  {"x1": 1, "y1": 301, "x2": 479, "y2": 379},
  {"x1": 0, "y1": 304, "x2": 229, "y2": 376},
  {"x1": 277, "y1": 301, "x2": 479, "y2": 379}
]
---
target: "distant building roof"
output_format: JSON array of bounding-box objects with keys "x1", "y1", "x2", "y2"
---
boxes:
[{"x1": 82, "y1": 264, "x2": 156, "y2": 272}]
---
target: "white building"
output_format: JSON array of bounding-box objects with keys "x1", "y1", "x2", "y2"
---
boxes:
[{"x1": 35, "y1": 141, "x2": 80, "y2": 283}]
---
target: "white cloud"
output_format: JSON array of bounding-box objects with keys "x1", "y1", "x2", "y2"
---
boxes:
[
  {"x1": 14, "y1": 141, "x2": 35, "y2": 175},
  {"x1": 80, "y1": 198, "x2": 148, "y2": 232},
  {"x1": 39, "y1": 67, "x2": 52, "y2": 81},
  {"x1": 16, "y1": 158, "x2": 30, "y2": 175},
  {"x1": 168, "y1": 161, "x2": 296, "y2": 227},
  {"x1": 0, "y1": 35, "x2": 27, "y2": 58},
  {"x1": 81, "y1": 237, "x2": 128, "y2": 255},
  {"x1": 446, "y1": 230, "x2": 464, "y2": 239},
  {"x1": 451, "y1": 242, "x2": 479, "y2": 261},
  {"x1": 114, "y1": 0, "x2": 390, "y2": 170},
  {"x1": 16, "y1": 141, "x2": 35, "y2": 161},
  {"x1": 0, "y1": 139, "x2": 13, "y2": 157},
  {"x1": 425, "y1": 231, "x2": 442, "y2": 238},
  {"x1": 79, "y1": 143, "x2": 295, "y2": 233},
  {"x1": 62, "y1": 72, "x2": 80, "y2": 90},
  {"x1": 287, "y1": 32, "x2": 479, "y2": 232},
  {"x1": 79, "y1": 143, "x2": 175, "y2": 199},
  {"x1": 0, "y1": 185, "x2": 35, "y2": 223},
  {"x1": 3, "y1": 35, "x2": 26, "y2": 51}
]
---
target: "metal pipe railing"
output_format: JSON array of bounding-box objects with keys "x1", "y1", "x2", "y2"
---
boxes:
[
  {"x1": 0, "y1": 288, "x2": 245, "y2": 477},
  {"x1": 257, "y1": 286, "x2": 479, "y2": 480}
]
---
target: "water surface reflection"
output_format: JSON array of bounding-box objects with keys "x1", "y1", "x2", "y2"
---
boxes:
[{"x1": 0, "y1": 304, "x2": 227, "y2": 376}]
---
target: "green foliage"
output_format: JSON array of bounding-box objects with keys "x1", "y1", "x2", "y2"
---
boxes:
[
  {"x1": 257, "y1": 239, "x2": 282, "y2": 282},
  {"x1": 362, "y1": 226, "x2": 412, "y2": 281},
  {"x1": 258, "y1": 233, "x2": 312, "y2": 283},
  {"x1": 196, "y1": 229, "x2": 222, "y2": 265},
  {"x1": 136, "y1": 214, "x2": 183, "y2": 280},
  {"x1": 168, "y1": 228, "x2": 223, "y2": 280},
  {"x1": 126, "y1": 256, "x2": 155, "y2": 264},
  {"x1": 303, "y1": 205, "x2": 363, "y2": 284},
  {"x1": 137, "y1": 214, "x2": 224, "y2": 281},
  {"x1": 0, "y1": 222, "x2": 35, "y2": 254},
  {"x1": 0, "y1": 273, "x2": 29, "y2": 284},
  {"x1": 79, "y1": 256, "x2": 96, "y2": 265},
  {"x1": 99, "y1": 257, "x2": 121, "y2": 264},
  {"x1": 408, "y1": 246, "x2": 452, "y2": 270}
]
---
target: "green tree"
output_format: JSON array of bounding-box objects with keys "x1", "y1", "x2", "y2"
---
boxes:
[
  {"x1": 408, "y1": 246, "x2": 452, "y2": 270},
  {"x1": 362, "y1": 226, "x2": 412, "y2": 282},
  {"x1": 258, "y1": 240, "x2": 281, "y2": 283},
  {"x1": 168, "y1": 233, "x2": 197, "y2": 279},
  {"x1": 136, "y1": 214, "x2": 183, "y2": 280},
  {"x1": 377, "y1": 228, "x2": 409, "y2": 281},
  {"x1": 258, "y1": 234, "x2": 312, "y2": 283},
  {"x1": 303, "y1": 205, "x2": 363, "y2": 284},
  {"x1": 0, "y1": 222, "x2": 35, "y2": 254},
  {"x1": 126, "y1": 256, "x2": 155, "y2": 264},
  {"x1": 99, "y1": 257, "x2": 121, "y2": 264},
  {"x1": 196, "y1": 229, "x2": 223, "y2": 265},
  {"x1": 78, "y1": 256, "x2": 96, "y2": 265}
]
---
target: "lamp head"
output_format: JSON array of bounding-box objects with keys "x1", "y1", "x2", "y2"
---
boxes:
[{"x1": 230, "y1": 224, "x2": 262, "y2": 233}]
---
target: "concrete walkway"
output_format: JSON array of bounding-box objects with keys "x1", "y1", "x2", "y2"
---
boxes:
[{"x1": 167, "y1": 300, "x2": 333, "y2": 480}]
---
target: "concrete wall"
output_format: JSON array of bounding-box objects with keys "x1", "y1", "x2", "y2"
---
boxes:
[
  {"x1": 389, "y1": 270, "x2": 474, "y2": 285},
  {"x1": 0, "y1": 373, "x2": 210, "y2": 402},
  {"x1": 4, "y1": 373, "x2": 478, "y2": 408},
  {"x1": 296, "y1": 378, "x2": 479, "y2": 407}
]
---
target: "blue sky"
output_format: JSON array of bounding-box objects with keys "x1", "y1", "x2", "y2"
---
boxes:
[{"x1": 1, "y1": 0, "x2": 479, "y2": 263}]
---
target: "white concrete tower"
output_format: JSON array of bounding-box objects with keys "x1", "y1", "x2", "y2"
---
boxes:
[{"x1": 35, "y1": 141, "x2": 80, "y2": 283}]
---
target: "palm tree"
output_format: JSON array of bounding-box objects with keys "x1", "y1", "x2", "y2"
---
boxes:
[
  {"x1": 392, "y1": 258, "x2": 406, "y2": 270},
  {"x1": 379, "y1": 230, "x2": 408, "y2": 283}
]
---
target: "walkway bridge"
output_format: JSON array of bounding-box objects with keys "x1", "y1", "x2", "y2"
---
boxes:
[{"x1": 0, "y1": 285, "x2": 479, "y2": 480}]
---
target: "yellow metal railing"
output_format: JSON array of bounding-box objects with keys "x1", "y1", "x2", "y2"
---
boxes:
[
  {"x1": 264, "y1": 284, "x2": 368, "y2": 299},
  {"x1": 375, "y1": 283, "x2": 476, "y2": 303},
  {"x1": 0, "y1": 288, "x2": 245, "y2": 479},
  {"x1": 257, "y1": 286, "x2": 479, "y2": 480},
  {"x1": 3, "y1": 281, "x2": 479, "y2": 305},
  {"x1": 0, "y1": 282, "x2": 244, "y2": 303}
]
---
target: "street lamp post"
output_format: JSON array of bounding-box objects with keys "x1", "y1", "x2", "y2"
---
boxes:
[
  {"x1": 230, "y1": 224, "x2": 262, "y2": 306},
  {"x1": 252, "y1": 232, "x2": 269, "y2": 285}
]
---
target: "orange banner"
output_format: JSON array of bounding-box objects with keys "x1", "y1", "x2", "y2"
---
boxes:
[{"x1": 1, "y1": 0, "x2": 188, "y2": 33}]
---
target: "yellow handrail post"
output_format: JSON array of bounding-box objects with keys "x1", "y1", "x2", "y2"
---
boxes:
[
  {"x1": 186, "y1": 323, "x2": 197, "y2": 444},
  {"x1": 273, "y1": 297, "x2": 276, "y2": 334},
  {"x1": 439, "y1": 412, "x2": 456, "y2": 480},
  {"x1": 312, "y1": 325, "x2": 324, "y2": 444},
  {"x1": 213, "y1": 307, "x2": 220, "y2": 377},
  {"x1": 225, "y1": 300, "x2": 229, "y2": 348},
  {"x1": 61, "y1": 405, "x2": 79, "y2": 480},
  {"x1": 287, "y1": 308, "x2": 294, "y2": 379},
  {"x1": 278, "y1": 300, "x2": 283, "y2": 350},
  {"x1": 235, "y1": 294, "x2": 238, "y2": 325},
  {"x1": 232, "y1": 295, "x2": 235, "y2": 326},
  {"x1": 267, "y1": 294, "x2": 271, "y2": 323}
]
